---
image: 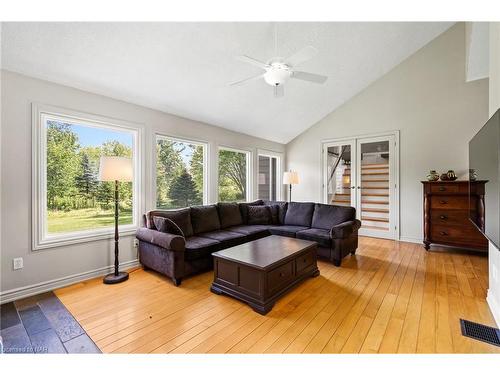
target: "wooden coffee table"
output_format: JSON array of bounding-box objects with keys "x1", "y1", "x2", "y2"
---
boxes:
[{"x1": 210, "y1": 235, "x2": 320, "y2": 314}]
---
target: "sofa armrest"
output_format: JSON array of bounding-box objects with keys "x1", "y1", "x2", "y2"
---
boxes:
[
  {"x1": 136, "y1": 228, "x2": 185, "y2": 252},
  {"x1": 330, "y1": 219, "x2": 361, "y2": 239}
]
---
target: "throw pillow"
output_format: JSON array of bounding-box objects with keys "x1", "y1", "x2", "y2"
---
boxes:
[
  {"x1": 153, "y1": 216, "x2": 184, "y2": 236},
  {"x1": 267, "y1": 204, "x2": 280, "y2": 225},
  {"x1": 247, "y1": 205, "x2": 272, "y2": 225}
]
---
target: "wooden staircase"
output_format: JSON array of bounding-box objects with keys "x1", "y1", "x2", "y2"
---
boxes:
[{"x1": 331, "y1": 162, "x2": 390, "y2": 232}]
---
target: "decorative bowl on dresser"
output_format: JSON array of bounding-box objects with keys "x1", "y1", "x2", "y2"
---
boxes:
[{"x1": 422, "y1": 180, "x2": 487, "y2": 252}]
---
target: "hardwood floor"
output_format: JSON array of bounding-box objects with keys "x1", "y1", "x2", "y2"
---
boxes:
[{"x1": 55, "y1": 237, "x2": 500, "y2": 353}]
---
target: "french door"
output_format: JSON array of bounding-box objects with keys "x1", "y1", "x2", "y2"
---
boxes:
[{"x1": 323, "y1": 133, "x2": 398, "y2": 240}]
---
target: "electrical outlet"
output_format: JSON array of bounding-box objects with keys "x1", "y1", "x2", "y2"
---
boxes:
[
  {"x1": 133, "y1": 239, "x2": 139, "y2": 248},
  {"x1": 13, "y1": 257, "x2": 23, "y2": 270}
]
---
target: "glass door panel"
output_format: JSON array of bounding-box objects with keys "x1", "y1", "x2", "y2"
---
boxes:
[
  {"x1": 356, "y1": 137, "x2": 394, "y2": 239},
  {"x1": 258, "y1": 155, "x2": 279, "y2": 201},
  {"x1": 324, "y1": 141, "x2": 355, "y2": 208}
]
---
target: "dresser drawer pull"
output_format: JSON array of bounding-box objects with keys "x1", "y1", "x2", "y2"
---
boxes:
[
  {"x1": 440, "y1": 200, "x2": 447, "y2": 204},
  {"x1": 280, "y1": 272, "x2": 285, "y2": 277},
  {"x1": 440, "y1": 231, "x2": 448, "y2": 236},
  {"x1": 439, "y1": 215, "x2": 447, "y2": 220},
  {"x1": 439, "y1": 187, "x2": 446, "y2": 191}
]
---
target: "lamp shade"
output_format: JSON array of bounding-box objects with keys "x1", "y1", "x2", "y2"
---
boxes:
[
  {"x1": 99, "y1": 156, "x2": 133, "y2": 182},
  {"x1": 283, "y1": 171, "x2": 299, "y2": 185}
]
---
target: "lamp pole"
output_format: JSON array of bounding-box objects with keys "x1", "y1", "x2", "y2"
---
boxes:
[{"x1": 113, "y1": 179, "x2": 119, "y2": 276}]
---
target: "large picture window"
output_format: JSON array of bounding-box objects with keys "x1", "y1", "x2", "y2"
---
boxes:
[
  {"x1": 33, "y1": 105, "x2": 141, "y2": 249},
  {"x1": 218, "y1": 147, "x2": 251, "y2": 202},
  {"x1": 156, "y1": 136, "x2": 207, "y2": 209}
]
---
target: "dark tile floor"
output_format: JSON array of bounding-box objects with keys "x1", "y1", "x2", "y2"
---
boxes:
[{"x1": 0, "y1": 292, "x2": 100, "y2": 354}]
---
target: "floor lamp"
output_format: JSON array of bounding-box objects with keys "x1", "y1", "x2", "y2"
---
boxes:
[
  {"x1": 99, "y1": 156, "x2": 133, "y2": 284},
  {"x1": 283, "y1": 171, "x2": 299, "y2": 202}
]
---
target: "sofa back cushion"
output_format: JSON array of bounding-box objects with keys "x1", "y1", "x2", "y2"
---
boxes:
[
  {"x1": 283, "y1": 202, "x2": 315, "y2": 227},
  {"x1": 238, "y1": 200, "x2": 264, "y2": 223},
  {"x1": 217, "y1": 202, "x2": 243, "y2": 228},
  {"x1": 190, "y1": 205, "x2": 221, "y2": 234},
  {"x1": 263, "y1": 201, "x2": 288, "y2": 224},
  {"x1": 312, "y1": 203, "x2": 356, "y2": 230},
  {"x1": 247, "y1": 205, "x2": 272, "y2": 225},
  {"x1": 153, "y1": 216, "x2": 184, "y2": 236},
  {"x1": 146, "y1": 208, "x2": 193, "y2": 237}
]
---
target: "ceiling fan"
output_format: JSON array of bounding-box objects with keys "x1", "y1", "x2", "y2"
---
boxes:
[{"x1": 230, "y1": 25, "x2": 328, "y2": 98}]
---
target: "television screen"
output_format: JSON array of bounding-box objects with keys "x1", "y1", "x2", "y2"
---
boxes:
[{"x1": 469, "y1": 109, "x2": 500, "y2": 248}]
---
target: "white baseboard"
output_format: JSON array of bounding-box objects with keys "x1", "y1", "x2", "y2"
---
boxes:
[
  {"x1": 0, "y1": 259, "x2": 140, "y2": 304},
  {"x1": 487, "y1": 289, "x2": 500, "y2": 328},
  {"x1": 399, "y1": 236, "x2": 423, "y2": 244}
]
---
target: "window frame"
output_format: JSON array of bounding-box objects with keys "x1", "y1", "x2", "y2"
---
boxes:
[
  {"x1": 257, "y1": 149, "x2": 283, "y2": 201},
  {"x1": 32, "y1": 103, "x2": 144, "y2": 251},
  {"x1": 217, "y1": 146, "x2": 253, "y2": 203},
  {"x1": 153, "y1": 133, "x2": 210, "y2": 209}
]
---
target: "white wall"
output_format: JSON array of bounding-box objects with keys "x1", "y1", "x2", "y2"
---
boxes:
[
  {"x1": 487, "y1": 22, "x2": 500, "y2": 327},
  {"x1": 285, "y1": 23, "x2": 489, "y2": 243},
  {"x1": 0, "y1": 70, "x2": 285, "y2": 300}
]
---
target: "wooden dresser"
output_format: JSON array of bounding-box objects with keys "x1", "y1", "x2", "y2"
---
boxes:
[{"x1": 422, "y1": 180, "x2": 487, "y2": 252}]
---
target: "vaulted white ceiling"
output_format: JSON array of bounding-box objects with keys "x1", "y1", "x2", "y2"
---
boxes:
[{"x1": 1, "y1": 22, "x2": 454, "y2": 143}]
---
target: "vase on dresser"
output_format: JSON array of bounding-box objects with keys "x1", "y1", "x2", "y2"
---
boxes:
[{"x1": 421, "y1": 180, "x2": 487, "y2": 252}]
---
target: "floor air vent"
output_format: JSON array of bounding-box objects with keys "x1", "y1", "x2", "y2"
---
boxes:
[{"x1": 460, "y1": 319, "x2": 500, "y2": 347}]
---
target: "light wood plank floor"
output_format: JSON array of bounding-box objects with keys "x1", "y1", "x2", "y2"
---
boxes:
[{"x1": 55, "y1": 237, "x2": 500, "y2": 353}]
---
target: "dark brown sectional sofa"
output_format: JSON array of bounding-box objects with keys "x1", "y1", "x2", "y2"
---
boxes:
[{"x1": 136, "y1": 200, "x2": 361, "y2": 286}]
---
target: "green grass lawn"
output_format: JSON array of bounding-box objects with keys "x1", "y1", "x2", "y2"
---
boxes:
[{"x1": 48, "y1": 208, "x2": 133, "y2": 233}]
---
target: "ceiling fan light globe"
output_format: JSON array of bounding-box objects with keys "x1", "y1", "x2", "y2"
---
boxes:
[{"x1": 264, "y1": 67, "x2": 291, "y2": 86}]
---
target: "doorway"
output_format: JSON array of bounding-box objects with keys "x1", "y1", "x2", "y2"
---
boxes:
[{"x1": 322, "y1": 132, "x2": 399, "y2": 240}]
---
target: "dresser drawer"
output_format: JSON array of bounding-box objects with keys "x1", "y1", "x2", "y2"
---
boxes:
[
  {"x1": 431, "y1": 224, "x2": 486, "y2": 246},
  {"x1": 267, "y1": 261, "x2": 294, "y2": 294},
  {"x1": 430, "y1": 196, "x2": 474, "y2": 210},
  {"x1": 430, "y1": 210, "x2": 470, "y2": 226},
  {"x1": 430, "y1": 184, "x2": 461, "y2": 194}
]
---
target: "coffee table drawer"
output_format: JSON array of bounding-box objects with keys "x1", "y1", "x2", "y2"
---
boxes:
[
  {"x1": 296, "y1": 251, "x2": 314, "y2": 274},
  {"x1": 268, "y1": 261, "x2": 294, "y2": 294}
]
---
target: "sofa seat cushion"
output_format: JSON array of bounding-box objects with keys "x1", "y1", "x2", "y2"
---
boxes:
[
  {"x1": 284, "y1": 202, "x2": 315, "y2": 227},
  {"x1": 217, "y1": 202, "x2": 243, "y2": 228},
  {"x1": 227, "y1": 225, "x2": 270, "y2": 236},
  {"x1": 296, "y1": 228, "x2": 332, "y2": 248},
  {"x1": 268, "y1": 225, "x2": 309, "y2": 238},
  {"x1": 184, "y1": 236, "x2": 221, "y2": 261},
  {"x1": 312, "y1": 203, "x2": 356, "y2": 230},
  {"x1": 190, "y1": 205, "x2": 221, "y2": 234},
  {"x1": 198, "y1": 230, "x2": 247, "y2": 249}
]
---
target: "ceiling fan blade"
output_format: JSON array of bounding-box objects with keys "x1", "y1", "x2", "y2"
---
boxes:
[
  {"x1": 292, "y1": 71, "x2": 328, "y2": 84},
  {"x1": 229, "y1": 73, "x2": 265, "y2": 86},
  {"x1": 235, "y1": 55, "x2": 270, "y2": 70},
  {"x1": 274, "y1": 84, "x2": 284, "y2": 98},
  {"x1": 285, "y1": 46, "x2": 318, "y2": 67}
]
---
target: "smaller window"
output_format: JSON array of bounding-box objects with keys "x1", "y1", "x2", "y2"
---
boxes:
[
  {"x1": 218, "y1": 147, "x2": 251, "y2": 202},
  {"x1": 156, "y1": 135, "x2": 208, "y2": 209},
  {"x1": 258, "y1": 153, "x2": 281, "y2": 201}
]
